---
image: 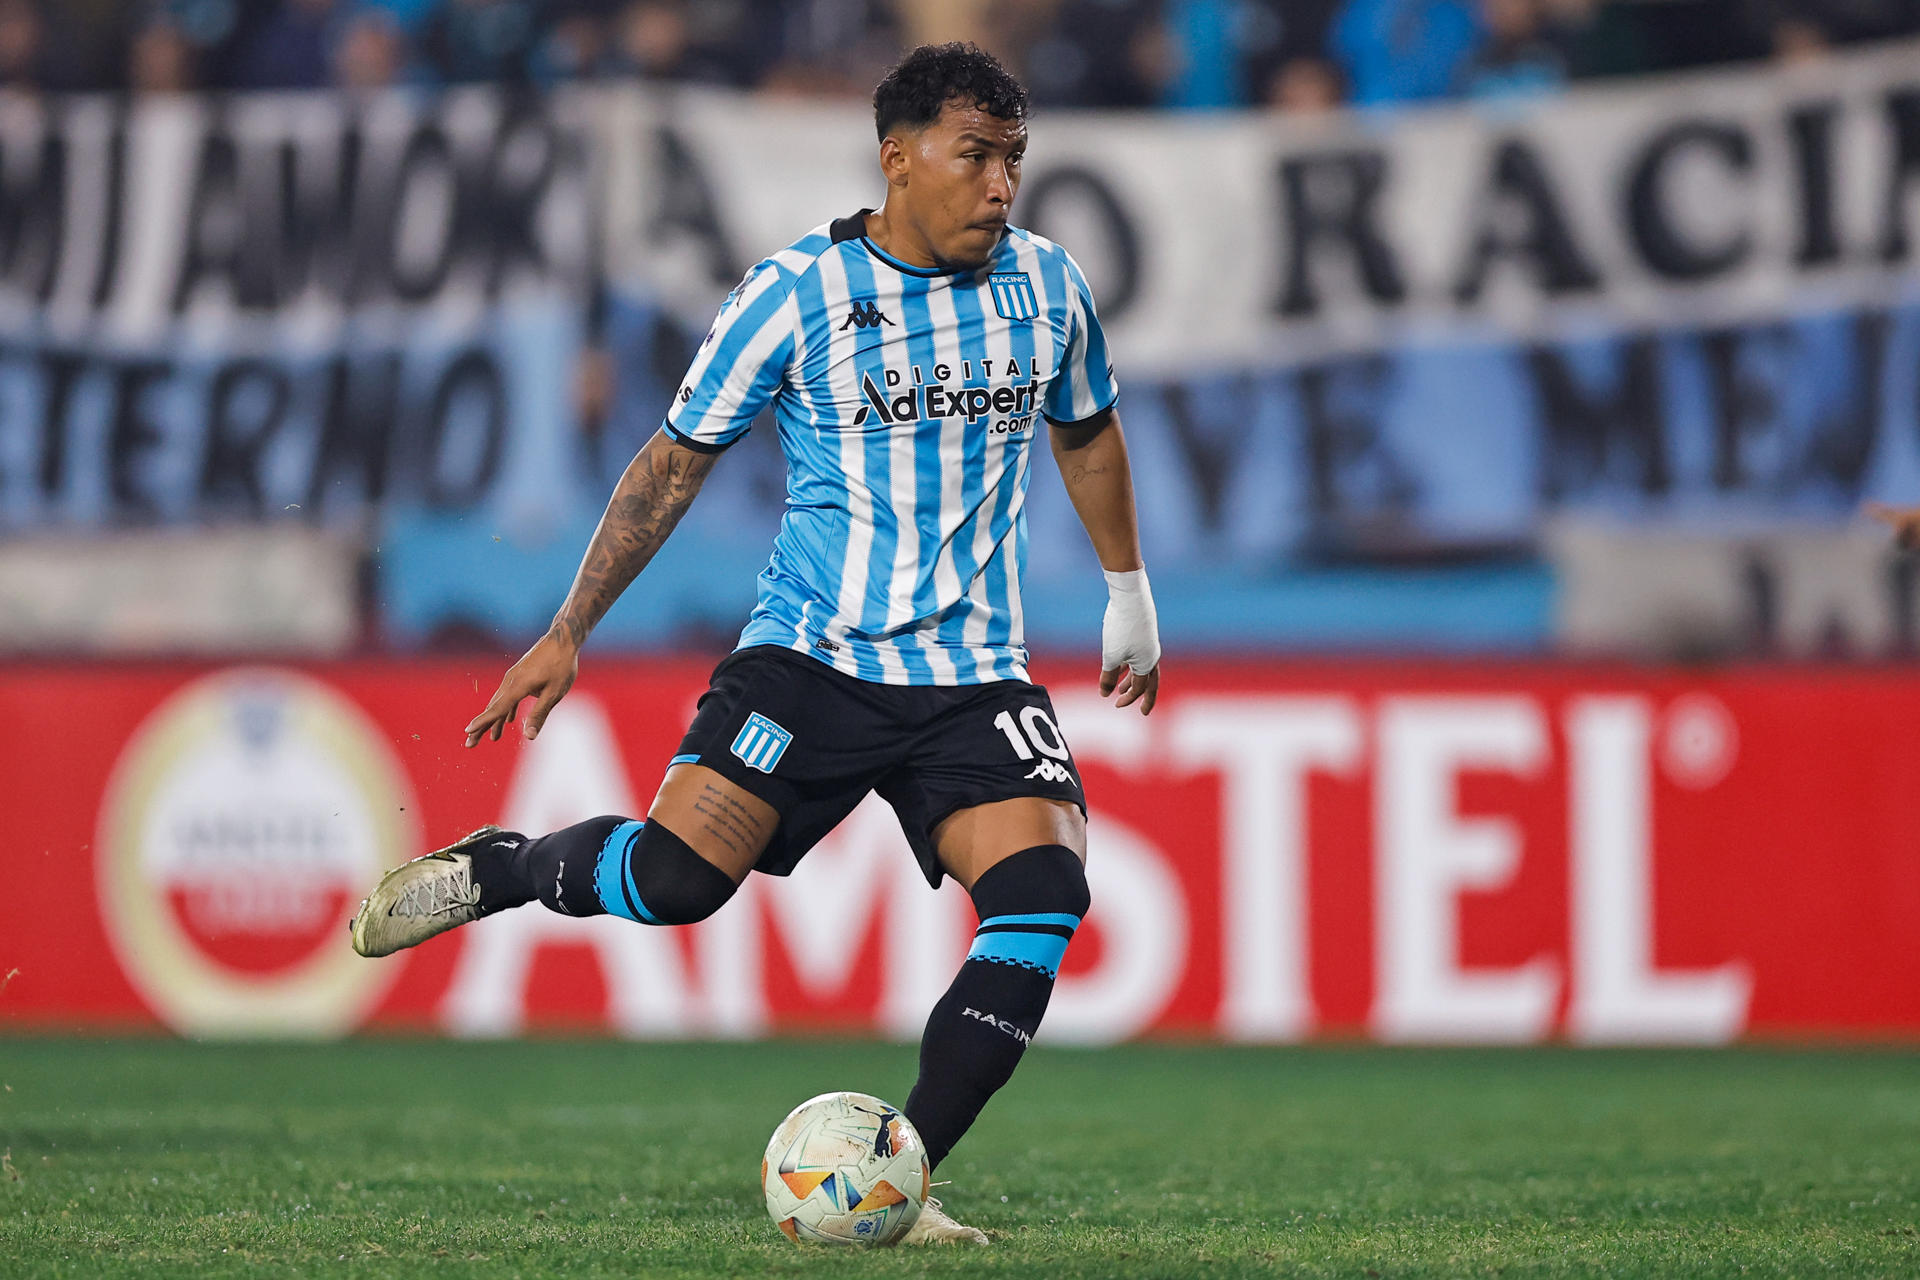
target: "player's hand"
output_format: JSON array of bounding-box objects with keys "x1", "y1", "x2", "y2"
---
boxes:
[
  {"x1": 1099, "y1": 567, "x2": 1161, "y2": 715},
  {"x1": 1867, "y1": 502, "x2": 1920, "y2": 550},
  {"x1": 1100, "y1": 661, "x2": 1160, "y2": 715},
  {"x1": 464, "y1": 632, "x2": 580, "y2": 747}
]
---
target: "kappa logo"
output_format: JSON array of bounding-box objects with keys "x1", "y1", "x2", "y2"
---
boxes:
[
  {"x1": 840, "y1": 299, "x2": 894, "y2": 331},
  {"x1": 1023, "y1": 760, "x2": 1074, "y2": 784},
  {"x1": 730, "y1": 712, "x2": 792, "y2": 773}
]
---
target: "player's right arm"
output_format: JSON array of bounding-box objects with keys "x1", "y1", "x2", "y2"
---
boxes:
[
  {"x1": 465, "y1": 433, "x2": 720, "y2": 746},
  {"x1": 465, "y1": 257, "x2": 800, "y2": 747}
]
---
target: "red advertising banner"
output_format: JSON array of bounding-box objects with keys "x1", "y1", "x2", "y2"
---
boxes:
[{"x1": 4, "y1": 659, "x2": 1917, "y2": 1042}]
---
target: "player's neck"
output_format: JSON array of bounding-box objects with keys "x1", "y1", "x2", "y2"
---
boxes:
[{"x1": 863, "y1": 205, "x2": 939, "y2": 271}]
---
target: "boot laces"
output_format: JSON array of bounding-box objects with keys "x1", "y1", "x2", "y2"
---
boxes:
[{"x1": 393, "y1": 858, "x2": 481, "y2": 919}]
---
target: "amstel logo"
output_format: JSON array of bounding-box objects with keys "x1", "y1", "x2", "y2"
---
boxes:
[{"x1": 98, "y1": 670, "x2": 418, "y2": 1036}]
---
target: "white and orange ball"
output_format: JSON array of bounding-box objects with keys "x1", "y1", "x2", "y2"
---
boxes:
[{"x1": 761, "y1": 1091, "x2": 929, "y2": 1246}]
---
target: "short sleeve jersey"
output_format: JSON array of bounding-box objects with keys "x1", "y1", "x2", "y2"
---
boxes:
[{"x1": 664, "y1": 211, "x2": 1118, "y2": 686}]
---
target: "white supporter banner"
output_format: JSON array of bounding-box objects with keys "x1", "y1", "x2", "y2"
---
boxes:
[{"x1": 598, "y1": 41, "x2": 1920, "y2": 374}]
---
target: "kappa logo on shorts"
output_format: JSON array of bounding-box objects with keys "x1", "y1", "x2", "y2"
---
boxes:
[
  {"x1": 1023, "y1": 760, "x2": 1074, "y2": 785},
  {"x1": 730, "y1": 712, "x2": 792, "y2": 774}
]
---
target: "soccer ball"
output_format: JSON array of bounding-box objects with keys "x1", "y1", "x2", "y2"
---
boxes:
[{"x1": 761, "y1": 1091, "x2": 929, "y2": 1246}]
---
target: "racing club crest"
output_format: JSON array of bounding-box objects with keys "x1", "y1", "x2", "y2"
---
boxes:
[{"x1": 989, "y1": 273, "x2": 1038, "y2": 322}]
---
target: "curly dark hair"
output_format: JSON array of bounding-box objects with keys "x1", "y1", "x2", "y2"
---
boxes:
[{"x1": 872, "y1": 42, "x2": 1029, "y2": 141}]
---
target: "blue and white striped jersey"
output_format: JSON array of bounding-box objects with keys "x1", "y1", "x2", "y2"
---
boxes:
[{"x1": 663, "y1": 211, "x2": 1118, "y2": 686}]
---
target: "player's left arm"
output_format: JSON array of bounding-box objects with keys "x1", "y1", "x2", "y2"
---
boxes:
[{"x1": 1051, "y1": 408, "x2": 1161, "y2": 715}]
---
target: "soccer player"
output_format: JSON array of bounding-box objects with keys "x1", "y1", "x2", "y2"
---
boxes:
[{"x1": 349, "y1": 42, "x2": 1161, "y2": 1245}]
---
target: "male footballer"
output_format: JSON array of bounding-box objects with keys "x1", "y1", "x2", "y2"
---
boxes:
[{"x1": 349, "y1": 42, "x2": 1160, "y2": 1245}]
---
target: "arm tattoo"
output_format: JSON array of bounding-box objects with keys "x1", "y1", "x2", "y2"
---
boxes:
[
  {"x1": 1065, "y1": 459, "x2": 1112, "y2": 488},
  {"x1": 550, "y1": 435, "x2": 718, "y2": 646},
  {"x1": 691, "y1": 783, "x2": 766, "y2": 860}
]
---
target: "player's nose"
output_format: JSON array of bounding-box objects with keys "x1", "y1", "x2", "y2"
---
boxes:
[{"x1": 984, "y1": 161, "x2": 1013, "y2": 204}]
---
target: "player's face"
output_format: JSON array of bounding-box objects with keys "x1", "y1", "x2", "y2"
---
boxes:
[{"x1": 896, "y1": 103, "x2": 1026, "y2": 272}]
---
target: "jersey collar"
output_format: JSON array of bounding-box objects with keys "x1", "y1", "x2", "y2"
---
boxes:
[{"x1": 835, "y1": 208, "x2": 1004, "y2": 279}]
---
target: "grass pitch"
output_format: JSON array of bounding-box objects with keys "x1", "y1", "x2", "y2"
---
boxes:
[{"x1": 1, "y1": 1039, "x2": 1915, "y2": 1278}]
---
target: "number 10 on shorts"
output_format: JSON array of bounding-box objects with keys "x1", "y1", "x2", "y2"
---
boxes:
[{"x1": 993, "y1": 708, "x2": 1072, "y2": 766}]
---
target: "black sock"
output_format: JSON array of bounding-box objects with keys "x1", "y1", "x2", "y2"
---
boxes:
[
  {"x1": 475, "y1": 815, "x2": 737, "y2": 924},
  {"x1": 904, "y1": 845, "x2": 1089, "y2": 1170},
  {"x1": 467, "y1": 816, "x2": 624, "y2": 917}
]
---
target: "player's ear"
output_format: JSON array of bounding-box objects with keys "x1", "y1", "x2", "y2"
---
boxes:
[{"x1": 878, "y1": 134, "x2": 910, "y2": 188}]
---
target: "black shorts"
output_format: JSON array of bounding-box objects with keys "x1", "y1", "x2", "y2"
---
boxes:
[{"x1": 669, "y1": 645, "x2": 1086, "y2": 887}]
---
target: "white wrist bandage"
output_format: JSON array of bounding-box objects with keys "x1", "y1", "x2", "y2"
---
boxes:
[{"x1": 1101, "y1": 568, "x2": 1161, "y2": 675}]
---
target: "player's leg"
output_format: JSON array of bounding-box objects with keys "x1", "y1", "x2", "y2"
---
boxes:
[
  {"x1": 348, "y1": 763, "x2": 775, "y2": 956},
  {"x1": 873, "y1": 680, "x2": 1090, "y2": 1244},
  {"x1": 889, "y1": 795, "x2": 1088, "y2": 1246},
  {"x1": 904, "y1": 796, "x2": 1088, "y2": 1169},
  {"x1": 351, "y1": 648, "x2": 811, "y2": 957}
]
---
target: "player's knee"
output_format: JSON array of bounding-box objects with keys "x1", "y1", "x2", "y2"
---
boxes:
[
  {"x1": 625, "y1": 821, "x2": 739, "y2": 925},
  {"x1": 967, "y1": 844, "x2": 1090, "y2": 941}
]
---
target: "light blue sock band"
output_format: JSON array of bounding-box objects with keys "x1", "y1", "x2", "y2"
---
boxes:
[
  {"x1": 965, "y1": 911, "x2": 1083, "y2": 978},
  {"x1": 593, "y1": 820, "x2": 659, "y2": 924}
]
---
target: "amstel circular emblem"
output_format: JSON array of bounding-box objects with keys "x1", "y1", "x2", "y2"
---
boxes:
[{"x1": 98, "y1": 669, "x2": 419, "y2": 1037}]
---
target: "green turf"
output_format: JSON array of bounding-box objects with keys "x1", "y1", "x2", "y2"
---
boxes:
[{"x1": 1, "y1": 1039, "x2": 1915, "y2": 1277}]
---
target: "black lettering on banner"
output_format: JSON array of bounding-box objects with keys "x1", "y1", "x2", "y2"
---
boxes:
[
  {"x1": 1021, "y1": 165, "x2": 1141, "y2": 319},
  {"x1": 263, "y1": 125, "x2": 360, "y2": 305},
  {"x1": 1625, "y1": 120, "x2": 1755, "y2": 281},
  {"x1": 1698, "y1": 325, "x2": 1787, "y2": 491},
  {"x1": 1274, "y1": 150, "x2": 1405, "y2": 317},
  {"x1": 1297, "y1": 356, "x2": 1411, "y2": 531},
  {"x1": 1452, "y1": 138, "x2": 1601, "y2": 303},
  {"x1": 1800, "y1": 310, "x2": 1886, "y2": 494},
  {"x1": 308, "y1": 352, "x2": 401, "y2": 513},
  {"x1": 36, "y1": 348, "x2": 84, "y2": 498},
  {"x1": 1787, "y1": 102, "x2": 1841, "y2": 267},
  {"x1": 0, "y1": 129, "x2": 65, "y2": 303},
  {"x1": 1880, "y1": 89, "x2": 1920, "y2": 262},
  {"x1": 1161, "y1": 377, "x2": 1259, "y2": 534},
  {"x1": 386, "y1": 124, "x2": 460, "y2": 302},
  {"x1": 107, "y1": 359, "x2": 172, "y2": 521},
  {"x1": 1528, "y1": 338, "x2": 1667, "y2": 499},
  {"x1": 424, "y1": 348, "x2": 505, "y2": 506},
  {"x1": 653, "y1": 124, "x2": 740, "y2": 288},
  {"x1": 199, "y1": 359, "x2": 292, "y2": 516},
  {"x1": 91, "y1": 111, "x2": 127, "y2": 309},
  {"x1": 173, "y1": 125, "x2": 244, "y2": 313},
  {"x1": 483, "y1": 101, "x2": 557, "y2": 296}
]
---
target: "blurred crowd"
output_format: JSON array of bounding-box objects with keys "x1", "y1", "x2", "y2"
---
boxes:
[{"x1": 0, "y1": 0, "x2": 1917, "y2": 109}]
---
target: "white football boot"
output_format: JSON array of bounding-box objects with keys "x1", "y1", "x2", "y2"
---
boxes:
[
  {"x1": 348, "y1": 826, "x2": 505, "y2": 958},
  {"x1": 901, "y1": 1195, "x2": 989, "y2": 1246}
]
